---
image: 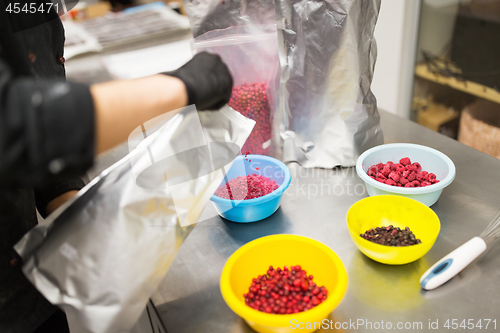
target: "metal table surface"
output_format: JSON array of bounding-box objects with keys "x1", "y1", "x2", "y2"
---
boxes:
[{"x1": 152, "y1": 111, "x2": 500, "y2": 333}]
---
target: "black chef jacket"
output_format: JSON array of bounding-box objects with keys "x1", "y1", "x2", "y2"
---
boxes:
[{"x1": 0, "y1": 3, "x2": 96, "y2": 332}]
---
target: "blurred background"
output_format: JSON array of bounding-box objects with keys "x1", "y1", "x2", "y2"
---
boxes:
[{"x1": 63, "y1": 0, "x2": 500, "y2": 163}]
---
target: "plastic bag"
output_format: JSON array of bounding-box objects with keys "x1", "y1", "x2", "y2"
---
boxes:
[
  {"x1": 275, "y1": 0, "x2": 384, "y2": 167},
  {"x1": 195, "y1": 25, "x2": 280, "y2": 156},
  {"x1": 15, "y1": 106, "x2": 255, "y2": 333},
  {"x1": 182, "y1": 0, "x2": 276, "y2": 38}
]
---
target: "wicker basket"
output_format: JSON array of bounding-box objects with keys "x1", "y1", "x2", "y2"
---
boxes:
[{"x1": 458, "y1": 99, "x2": 500, "y2": 159}]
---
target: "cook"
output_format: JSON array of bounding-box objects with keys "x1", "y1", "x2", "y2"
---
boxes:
[{"x1": 0, "y1": 5, "x2": 233, "y2": 333}]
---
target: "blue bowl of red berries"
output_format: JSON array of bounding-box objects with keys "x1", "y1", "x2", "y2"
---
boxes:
[
  {"x1": 210, "y1": 155, "x2": 291, "y2": 222},
  {"x1": 356, "y1": 143, "x2": 456, "y2": 206}
]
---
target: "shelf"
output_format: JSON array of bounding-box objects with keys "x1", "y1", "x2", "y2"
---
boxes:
[{"x1": 415, "y1": 63, "x2": 500, "y2": 105}]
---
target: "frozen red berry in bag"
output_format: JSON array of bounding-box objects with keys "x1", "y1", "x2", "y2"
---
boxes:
[{"x1": 229, "y1": 83, "x2": 272, "y2": 155}]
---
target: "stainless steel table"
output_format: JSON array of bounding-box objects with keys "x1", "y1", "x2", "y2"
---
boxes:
[{"x1": 152, "y1": 111, "x2": 500, "y2": 333}]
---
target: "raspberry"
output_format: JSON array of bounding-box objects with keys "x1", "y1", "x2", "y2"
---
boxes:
[
  {"x1": 367, "y1": 158, "x2": 438, "y2": 188},
  {"x1": 400, "y1": 157, "x2": 411, "y2": 166},
  {"x1": 381, "y1": 166, "x2": 391, "y2": 177},
  {"x1": 407, "y1": 173, "x2": 416, "y2": 182},
  {"x1": 396, "y1": 164, "x2": 405, "y2": 172},
  {"x1": 388, "y1": 172, "x2": 400, "y2": 183},
  {"x1": 385, "y1": 179, "x2": 396, "y2": 186}
]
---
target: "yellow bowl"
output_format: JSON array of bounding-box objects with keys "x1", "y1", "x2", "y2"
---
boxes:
[
  {"x1": 346, "y1": 195, "x2": 440, "y2": 265},
  {"x1": 220, "y1": 235, "x2": 348, "y2": 333}
]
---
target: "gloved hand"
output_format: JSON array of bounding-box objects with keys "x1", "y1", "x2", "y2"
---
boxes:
[{"x1": 165, "y1": 52, "x2": 233, "y2": 111}]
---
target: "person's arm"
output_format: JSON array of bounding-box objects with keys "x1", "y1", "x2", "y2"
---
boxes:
[
  {"x1": 0, "y1": 52, "x2": 232, "y2": 187},
  {"x1": 92, "y1": 52, "x2": 233, "y2": 154},
  {"x1": 34, "y1": 174, "x2": 83, "y2": 217},
  {"x1": 46, "y1": 190, "x2": 78, "y2": 215},
  {"x1": 91, "y1": 75, "x2": 187, "y2": 154}
]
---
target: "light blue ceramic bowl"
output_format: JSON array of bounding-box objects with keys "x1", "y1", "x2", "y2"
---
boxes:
[
  {"x1": 210, "y1": 155, "x2": 291, "y2": 223},
  {"x1": 356, "y1": 143, "x2": 456, "y2": 206}
]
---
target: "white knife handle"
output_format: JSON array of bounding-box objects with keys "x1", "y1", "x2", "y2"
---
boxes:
[{"x1": 420, "y1": 237, "x2": 487, "y2": 291}]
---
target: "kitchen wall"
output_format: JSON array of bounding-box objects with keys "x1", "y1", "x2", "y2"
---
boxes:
[{"x1": 371, "y1": 0, "x2": 421, "y2": 118}]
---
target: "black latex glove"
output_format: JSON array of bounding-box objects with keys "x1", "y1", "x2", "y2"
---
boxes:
[{"x1": 165, "y1": 52, "x2": 233, "y2": 111}]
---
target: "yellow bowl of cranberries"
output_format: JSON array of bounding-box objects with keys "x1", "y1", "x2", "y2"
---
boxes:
[{"x1": 220, "y1": 235, "x2": 347, "y2": 333}]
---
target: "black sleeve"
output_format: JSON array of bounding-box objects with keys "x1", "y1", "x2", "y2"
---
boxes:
[
  {"x1": 34, "y1": 175, "x2": 86, "y2": 218},
  {"x1": 0, "y1": 56, "x2": 95, "y2": 188}
]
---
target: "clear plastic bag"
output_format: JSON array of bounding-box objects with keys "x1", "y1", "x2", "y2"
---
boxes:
[
  {"x1": 195, "y1": 25, "x2": 280, "y2": 156},
  {"x1": 15, "y1": 106, "x2": 255, "y2": 333}
]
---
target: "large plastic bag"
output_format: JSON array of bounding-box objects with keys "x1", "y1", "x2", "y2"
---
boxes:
[
  {"x1": 15, "y1": 106, "x2": 255, "y2": 333},
  {"x1": 195, "y1": 25, "x2": 280, "y2": 156},
  {"x1": 182, "y1": 0, "x2": 276, "y2": 38},
  {"x1": 275, "y1": 0, "x2": 384, "y2": 168}
]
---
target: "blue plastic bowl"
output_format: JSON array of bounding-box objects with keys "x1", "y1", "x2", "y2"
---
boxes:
[{"x1": 210, "y1": 155, "x2": 291, "y2": 223}]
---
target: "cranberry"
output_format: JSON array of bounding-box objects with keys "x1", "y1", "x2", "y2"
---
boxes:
[
  {"x1": 228, "y1": 83, "x2": 272, "y2": 155},
  {"x1": 244, "y1": 265, "x2": 328, "y2": 314}
]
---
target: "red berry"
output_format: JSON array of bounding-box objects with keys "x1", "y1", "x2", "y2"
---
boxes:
[
  {"x1": 385, "y1": 179, "x2": 396, "y2": 186},
  {"x1": 229, "y1": 83, "x2": 272, "y2": 155},
  {"x1": 214, "y1": 174, "x2": 279, "y2": 200},
  {"x1": 388, "y1": 172, "x2": 400, "y2": 182},
  {"x1": 245, "y1": 266, "x2": 328, "y2": 314},
  {"x1": 400, "y1": 157, "x2": 411, "y2": 166}
]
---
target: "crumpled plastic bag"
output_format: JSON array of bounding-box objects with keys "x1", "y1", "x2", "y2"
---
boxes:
[
  {"x1": 275, "y1": 0, "x2": 384, "y2": 167},
  {"x1": 15, "y1": 105, "x2": 255, "y2": 333}
]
